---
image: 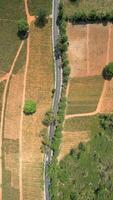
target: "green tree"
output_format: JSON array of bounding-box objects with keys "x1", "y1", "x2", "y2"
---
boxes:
[
  {"x1": 24, "y1": 100, "x2": 36, "y2": 115},
  {"x1": 36, "y1": 9, "x2": 47, "y2": 27},
  {"x1": 17, "y1": 19, "x2": 29, "y2": 39}
]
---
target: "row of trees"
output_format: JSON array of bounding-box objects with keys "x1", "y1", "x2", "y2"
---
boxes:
[
  {"x1": 48, "y1": 2, "x2": 70, "y2": 200},
  {"x1": 69, "y1": 10, "x2": 113, "y2": 23}
]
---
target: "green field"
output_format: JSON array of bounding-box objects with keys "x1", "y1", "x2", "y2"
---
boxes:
[
  {"x1": 67, "y1": 76, "x2": 104, "y2": 115},
  {"x1": 0, "y1": 0, "x2": 25, "y2": 19},
  {"x1": 64, "y1": 115, "x2": 99, "y2": 132},
  {"x1": 0, "y1": 21, "x2": 21, "y2": 74},
  {"x1": 63, "y1": 0, "x2": 113, "y2": 16},
  {"x1": 58, "y1": 115, "x2": 113, "y2": 200},
  {"x1": 28, "y1": 0, "x2": 52, "y2": 15}
]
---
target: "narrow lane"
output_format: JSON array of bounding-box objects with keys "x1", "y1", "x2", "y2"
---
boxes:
[{"x1": 45, "y1": 0, "x2": 62, "y2": 199}]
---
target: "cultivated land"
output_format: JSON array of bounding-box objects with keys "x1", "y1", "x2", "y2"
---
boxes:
[
  {"x1": 67, "y1": 76, "x2": 103, "y2": 115},
  {"x1": 0, "y1": 0, "x2": 25, "y2": 19},
  {"x1": 28, "y1": 0, "x2": 52, "y2": 15},
  {"x1": 63, "y1": 0, "x2": 113, "y2": 16},
  {"x1": 0, "y1": 21, "x2": 21, "y2": 75},
  {"x1": 22, "y1": 20, "x2": 53, "y2": 200},
  {"x1": 60, "y1": 22, "x2": 113, "y2": 161},
  {"x1": 58, "y1": 2, "x2": 113, "y2": 198}
]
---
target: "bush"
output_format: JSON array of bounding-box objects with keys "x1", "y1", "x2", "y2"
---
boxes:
[
  {"x1": 43, "y1": 111, "x2": 55, "y2": 127},
  {"x1": 24, "y1": 100, "x2": 36, "y2": 115},
  {"x1": 17, "y1": 19, "x2": 29, "y2": 39},
  {"x1": 103, "y1": 62, "x2": 113, "y2": 80},
  {"x1": 35, "y1": 9, "x2": 47, "y2": 27}
]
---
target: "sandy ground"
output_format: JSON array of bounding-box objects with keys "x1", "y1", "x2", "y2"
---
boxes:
[{"x1": 59, "y1": 131, "x2": 89, "y2": 160}]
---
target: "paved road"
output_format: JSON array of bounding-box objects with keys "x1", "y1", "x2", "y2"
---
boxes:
[{"x1": 44, "y1": 0, "x2": 62, "y2": 199}]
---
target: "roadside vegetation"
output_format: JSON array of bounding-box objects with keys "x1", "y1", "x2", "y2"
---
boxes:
[{"x1": 103, "y1": 62, "x2": 113, "y2": 80}]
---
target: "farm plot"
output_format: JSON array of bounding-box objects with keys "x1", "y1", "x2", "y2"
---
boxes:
[
  {"x1": 59, "y1": 131, "x2": 89, "y2": 160},
  {"x1": 63, "y1": 0, "x2": 113, "y2": 17},
  {"x1": 3, "y1": 70, "x2": 25, "y2": 200},
  {"x1": 64, "y1": 115, "x2": 99, "y2": 132},
  {"x1": 22, "y1": 20, "x2": 53, "y2": 200},
  {"x1": 89, "y1": 24, "x2": 108, "y2": 75},
  {"x1": 67, "y1": 76, "x2": 103, "y2": 115},
  {"x1": 0, "y1": 0, "x2": 25, "y2": 19},
  {"x1": 0, "y1": 21, "x2": 21, "y2": 75},
  {"x1": 28, "y1": 0, "x2": 52, "y2": 15},
  {"x1": 67, "y1": 23, "x2": 87, "y2": 78},
  {"x1": 2, "y1": 37, "x2": 26, "y2": 199}
]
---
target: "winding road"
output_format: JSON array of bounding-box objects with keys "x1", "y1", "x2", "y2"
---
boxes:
[{"x1": 44, "y1": 0, "x2": 62, "y2": 199}]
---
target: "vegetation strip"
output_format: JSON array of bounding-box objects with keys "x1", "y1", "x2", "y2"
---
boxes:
[{"x1": 48, "y1": 2, "x2": 70, "y2": 199}]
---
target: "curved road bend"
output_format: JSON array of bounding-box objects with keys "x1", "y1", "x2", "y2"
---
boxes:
[{"x1": 45, "y1": 0, "x2": 62, "y2": 199}]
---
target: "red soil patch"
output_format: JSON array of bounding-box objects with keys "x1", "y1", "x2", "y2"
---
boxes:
[
  {"x1": 59, "y1": 131, "x2": 89, "y2": 160},
  {"x1": 67, "y1": 23, "x2": 87, "y2": 77}
]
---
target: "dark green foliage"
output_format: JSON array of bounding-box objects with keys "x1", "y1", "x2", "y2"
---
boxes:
[
  {"x1": 43, "y1": 111, "x2": 55, "y2": 127},
  {"x1": 17, "y1": 19, "x2": 29, "y2": 39},
  {"x1": 23, "y1": 100, "x2": 36, "y2": 115},
  {"x1": 36, "y1": 9, "x2": 47, "y2": 27},
  {"x1": 103, "y1": 62, "x2": 113, "y2": 80},
  {"x1": 69, "y1": 10, "x2": 113, "y2": 23}
]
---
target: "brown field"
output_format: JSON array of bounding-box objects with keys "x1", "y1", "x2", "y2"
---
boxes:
[
  {"x1": 3, "y1": 70, "x2": 25, "y2": 199},
  {"x1": 68, "y1": 23, "x2": 113, "y2": 78},
  {"x1": 89, "y1": 24, "x2": 108, "y2": 75},
  {"x1": 22, "y1": 20, "x2": 53, "y2": 200},
  {"x1": 59, "y1": 131, "x2": 89, "y2": 160},
  {"x1": 67, "y1": 23, "x2": 87, "y2": 77}
]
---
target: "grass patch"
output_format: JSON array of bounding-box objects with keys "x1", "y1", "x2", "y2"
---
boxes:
[
  {"x1": 13, "y1": 41, "x2": 26, "y2": 74},
  {"x1": 0, "y1": 0, "x2": 25, "y2": 19},
  {"x1": 0, "y1": 21, "x2": 21, "y2": 74},
  {"x1": 67, "y1": 76, "x2": 104, "y2": 114},
  {"x1": 63, "y1": 0, "x2": 113, "y2": 17},
  {"x1": 64, "y1": 115, "x2": 99, "y2": 132},
  {"x1": 28, "y1": 0, "x2": 52, "y2": 15}
]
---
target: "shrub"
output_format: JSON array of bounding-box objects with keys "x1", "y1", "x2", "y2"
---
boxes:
[
  {"x1": 43, "y1": 111, "x2": 55, "y2": 127},
  {"x1": 17, "y1": 19, "x2": 29, "y2": 39},
  {"x1": 35, "y1": 9, "x2": 47, "y2": 27},
  {"x1": 24, "y1": 100, "x2": 36, "y2": 115}
]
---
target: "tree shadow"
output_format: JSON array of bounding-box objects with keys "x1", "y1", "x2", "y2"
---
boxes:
[
  {"x1": 34, "y1": 18, "x2": 48, "y2": 28},
  {"x1": 17, "y1": 31, "x2": 28, "y2": 40},
  {"x1": 102, "y1": 67, "x2": 112, "y2": 80}
]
